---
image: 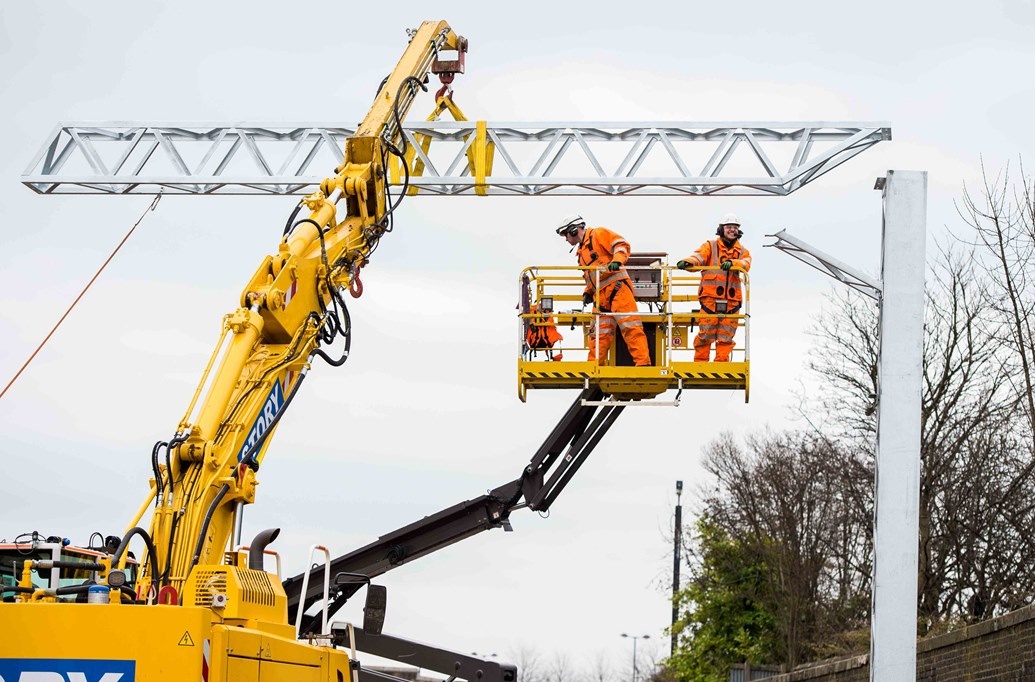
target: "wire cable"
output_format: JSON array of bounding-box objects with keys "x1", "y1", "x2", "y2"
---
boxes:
[{"x1": 0, "y1": 192, "x2": 163, "y2": 401}]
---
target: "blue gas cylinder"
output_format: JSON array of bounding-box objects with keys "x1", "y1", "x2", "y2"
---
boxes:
[{"x1": 87, "y1": 585, "x2": 110, "y2": 604}]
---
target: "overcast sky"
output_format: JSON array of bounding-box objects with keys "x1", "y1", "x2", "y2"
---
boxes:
[{"x1": 2, "y1": 0, "x2": 1033, "y2": 677}]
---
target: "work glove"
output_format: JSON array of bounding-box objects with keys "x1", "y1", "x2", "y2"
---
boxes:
[
  {"x1": 607, "y1": 261, "x2": 622, "y2": 271},
  {"x1": 676, "y1": 260, "x2": 691, "y2": 270},
  {"x1": 721, "y1": 260, "x2": 734, "y2": 271},
  {"x1": 582, "y1": 292, "x2": 594, "y2": 306}
]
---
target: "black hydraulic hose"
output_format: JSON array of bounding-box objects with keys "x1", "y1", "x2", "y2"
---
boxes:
[
  {"x1": 308, "y1": 277, "x2": 353, "y2": 366},
  {"x1": 292, "y1": 218, "x2": 324, "y2": 245},
  {"x1": 311, "y1": 346, "x2": 348, "y2": 367},
  {"x1": 150, "y1": 440, "x2": 167, "y2": 503},
  {"x1": 380, "y1": 139, "x2": 411, "y2": 226},
  {"x1": 306, "y1": 216, "x2": 353, "y2": 365},
  {"x1": 282, "y1": 201, "x2": 304, "y2": 238},
  {"x1": 33, "y1": 560, "x2": 103, "y2": 571},
  {"x1": 113, "y1": 527, "x2": 160, "y2": 584},
  {"x1": 161, "y1": 510, "x2": 181, "y2": 585},
  {"x1": 373, "y1": 76, "x2": 422, "y2": 234},
  {"x1": 239, "y1": 373, "x2": 308, "y2": 468},
  {"x1": 214, "y1": 313, "x2": 321, "y2": 444},
  {"x1": 165, "y1": 434, "x2": 188, "y2": 499},
  {"x1": 390, "y1": 76, "x2": 427, "y2": 157},
  {"x1": 2, "y1": 585, "x2": 34, "y2": 595},
  {"x1": 55, "y1": 585, "x2": 94, "y2": 596},
  {"x1": 53, "y1": 584, "x2": 139, "y2": 603},
  {"x1": 189, "y1": 483, "x2": 230, "y2": 572},
  {"x1": 312, "y1": 283, "x2": 352, "y2": 367}
]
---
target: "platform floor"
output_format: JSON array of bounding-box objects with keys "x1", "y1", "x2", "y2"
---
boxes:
[{"x1": 518, "y1": 360, "x2": 749, "y2": 402}]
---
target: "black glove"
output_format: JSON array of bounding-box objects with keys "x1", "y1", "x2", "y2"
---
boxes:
[
  {"x1": 721, "y1": 260, "x2": 733, "y2": 271},
  {"x1": 607, "y1": 261, "x2": 622, "y2": 271},
  {"x1": 582, "y1": 292, "x2": 594, "y2": 306},
  {"x1": 676, "y1": 260, "x2": 691, "y2": 270}
]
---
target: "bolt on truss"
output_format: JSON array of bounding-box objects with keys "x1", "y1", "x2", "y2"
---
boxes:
[{"x1": 23, "y1": 122, "x2": 890, "y2": 196}]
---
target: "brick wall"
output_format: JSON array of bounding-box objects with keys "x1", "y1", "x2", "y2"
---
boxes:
[{"x1": 760, "y1": 603, "x2": 1035, "y2": 682}]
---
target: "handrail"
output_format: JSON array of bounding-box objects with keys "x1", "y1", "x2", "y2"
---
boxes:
[{"x1": 295, "y1": 544, "x2": 332, "y2": 638}]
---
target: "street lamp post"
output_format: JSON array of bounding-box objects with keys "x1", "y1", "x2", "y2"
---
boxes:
[
  {"x1": 672, "y1": 480, "x2": 683, "y2": 657},
  {"x1": 621, "y1": 633, "x2": 650, "y2": 682}
]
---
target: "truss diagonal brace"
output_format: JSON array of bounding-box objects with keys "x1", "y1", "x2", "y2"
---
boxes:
[
  {"x1": 765, "y1": 229, "x2": 882, "y2": 301},
  {"x1": 21, "y1": 122, "x2": 891, "y2": 197}
]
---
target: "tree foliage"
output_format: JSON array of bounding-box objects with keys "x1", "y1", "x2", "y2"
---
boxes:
[
  {"x1": 668, "y1": 513, "x2": 780, "y2": 681},
  {"x1": 670, "y1": 161, "x2": 1035, "y2": 675}
]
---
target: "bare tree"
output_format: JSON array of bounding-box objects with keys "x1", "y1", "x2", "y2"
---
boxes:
[
  {"x1": 673, "y1": 161, "x2": 1035, "y2": 669},
  {"x1": 804, "y1": 234, "x2": 1035, "y2": 630},
  {"x1": 508, "y1": 645, "x2": 545, "y2": 682},
  {"x1": 545, "y1": 652, "x2": 578, "y2": 682},
  {"x1": 956, "y1": 159, "x2": 1035, "y2": 451},
  {"x1": 700, "y1": 430, "x2": 871, "y2": 665},
  {"x1": 585, "y1": 649, "x2": 613, "y2": 682}
]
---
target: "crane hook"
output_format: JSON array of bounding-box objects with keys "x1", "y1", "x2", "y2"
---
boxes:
[{"x1": 349, "y1": 269, "x2": 364, "y2": 298}]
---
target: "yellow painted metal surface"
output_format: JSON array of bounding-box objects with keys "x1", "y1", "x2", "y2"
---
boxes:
[
  {"x1": 0, "y1": 602, "x2": 211, "y2": 679},
  {"x1": 518, "y1": 263, "x2": 751, "y2": 402},
  {"x1": 182, "y1": 565, "x2": 289, "y2": 630},
  {"x1": 0, "y1": 601, "x2": 355, "y2": 682}
]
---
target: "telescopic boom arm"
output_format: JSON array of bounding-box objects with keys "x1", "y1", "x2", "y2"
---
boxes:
[
  {"x1": 133, "y1": 22, "x2": 468, "y2": 598},
  {"x1": 287, "y1": 387, "x2": 623, "y2": 635}
]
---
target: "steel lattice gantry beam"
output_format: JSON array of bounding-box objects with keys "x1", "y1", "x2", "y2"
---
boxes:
[{"x1": 23, "y1": 122, "x2": 890, "y2": 197}]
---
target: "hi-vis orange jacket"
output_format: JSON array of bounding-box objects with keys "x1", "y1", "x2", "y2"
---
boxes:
[
  {"x1": 577, "y1": 227, "x2": 632, "y2": 296},
  {"x1": 681, "y1": 238, "x2": 752, "y2": 305},
  {"x1": 525, "y1": 304, "x2": 563, "y2": 350}
]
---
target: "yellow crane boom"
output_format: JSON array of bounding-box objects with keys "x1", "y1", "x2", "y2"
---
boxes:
[{"x1": 134, "y1": 21, "x2": 467, "y2": 598}]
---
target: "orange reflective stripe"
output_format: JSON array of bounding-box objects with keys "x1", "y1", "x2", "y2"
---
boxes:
[{"x1": 617, "y1": 318, "x2": 643, "y2": 330}]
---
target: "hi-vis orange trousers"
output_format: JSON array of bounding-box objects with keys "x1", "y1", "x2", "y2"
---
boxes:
[{"x1": 588, "y1": 281, "x2": 651, "y2": 366}]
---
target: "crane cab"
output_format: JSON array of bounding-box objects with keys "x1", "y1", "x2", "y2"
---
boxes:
[
  {"x1": 518, "y1": 254, "x2": 750, "y2": 403},
  {"x1": 0, "y1": 538, "x2": 139, "y2": 603}
]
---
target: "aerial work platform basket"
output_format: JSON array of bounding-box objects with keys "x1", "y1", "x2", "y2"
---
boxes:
[{"x1": 518, "y1": 254, "x2": 750, "y2": 403}]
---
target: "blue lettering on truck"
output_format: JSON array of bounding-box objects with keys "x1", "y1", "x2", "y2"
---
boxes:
[
  {"x1": 237, "y1": 380, "x2": 284, "y2": 461},
  {"x1": 0, "y1": 658, "x2": 135, "y2": 682}
]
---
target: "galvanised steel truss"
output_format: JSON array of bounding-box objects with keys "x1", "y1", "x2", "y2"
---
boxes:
[{"x1": 23, "y1": 122, "x2": 890, "y2": 197}]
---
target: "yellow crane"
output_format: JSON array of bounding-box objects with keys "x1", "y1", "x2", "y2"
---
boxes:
[{"x1": 1, "y1": 21, "x2": 486, "y2": 682}]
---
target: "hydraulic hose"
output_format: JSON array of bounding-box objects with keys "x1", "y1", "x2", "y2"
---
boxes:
[
  {"x1": 164, "y1": 434, "x2": 188, "y2": 498},
  {"x1": 150, "y1": 440, "x2": 167, "y2": 502},
  {"x1": 189, "y1": 484, "x2": 230, "y2": 571},
  {"x1": 112, "y1": 527, "x2": 161, "y2": 579},
  {"x1": 282, "y1": 201, "x2": 304, "y2": 238},
  {"x1": 238, "y1": 373, "x2": 308, "y2": 468},
  {"x1": 53, "y1": 584, "x2": 139, "y2": 602},
  {"x1": 32, "y1": 559, "x2": 103, "y2": 571}
]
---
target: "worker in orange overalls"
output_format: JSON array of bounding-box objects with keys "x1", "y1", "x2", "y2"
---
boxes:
[
  {"x1": 555, "y1": 215, "x2": 651, "y2": 366},
  {"x1": 677, "y1": 213, "x2": 752, "y2": 362}
]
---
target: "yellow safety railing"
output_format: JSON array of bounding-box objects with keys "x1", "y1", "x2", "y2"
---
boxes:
[{"x1": 517, "y1": 258, "x2": 750, "y2": 404}]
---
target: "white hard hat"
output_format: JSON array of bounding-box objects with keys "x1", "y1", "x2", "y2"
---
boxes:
[
  {"x1": 555, "y1": 214, "x2": 586, "y2": 236},
  {"x1": 719, "y1": 213, "x2": 741, "y2": 227}
]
